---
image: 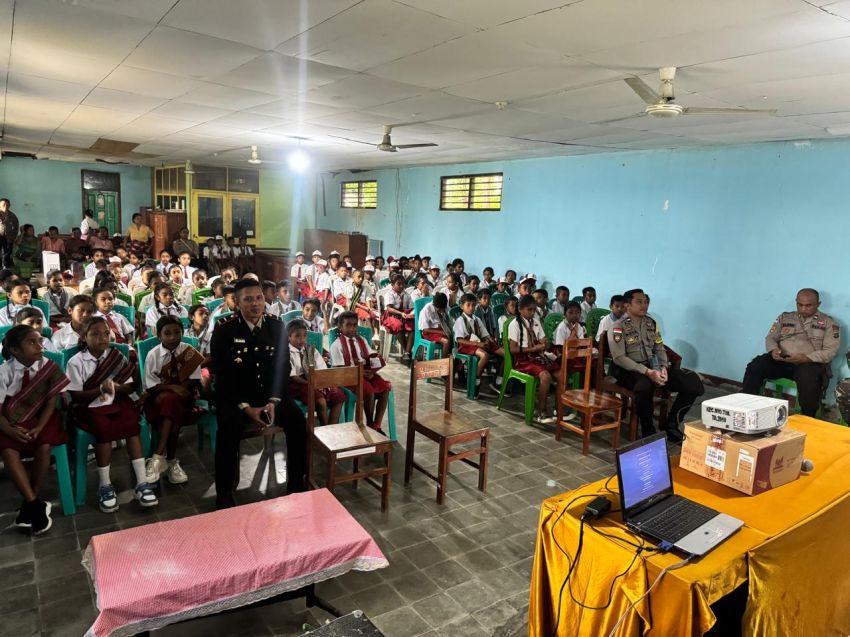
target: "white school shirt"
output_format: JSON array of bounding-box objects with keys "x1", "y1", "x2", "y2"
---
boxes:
[
  {"x1": 383, "y1": 289, "x2": 412, "y2": 311},
  {"x1": 580, "y1": 300, "x2": 596, "y2": 322},
  {"x1": 95, "y1": 310, "x2": 135, "y2": 340},
  {"x1": 270, "y1": 299, "x2": 301, "y2": 317},
  {"x1": 551, "y1": 300, "x2": 566, "y2": 315},
  {"x1": 302, "y1": 314, "x2": 322, "y2": 333},
  {"x1": 289, "y1": 343, "x2": 328, "y2": 377},
  {"x1": 330, "y1": 335, "x2": 376, "y2": 367},
  {"x1": 143, "y1": 342, "x2": 202, "y2": 390},
  {"x1": 330, "y1": 276, "x2": 349, "y2": 300},
  {"x1": 145, "y1": 303, "x2": 188, "y2": 332},
  {"x1": 65, "y1": 349, "x2": 132, "y2": 408},
  {"x1": 187, "y1": 324, "x2": 212, "y2": 355},
  {"x1": 177, "y1": 284, "x2": 198, "y2": 305},
  {"x1": 418, "y1": 302, "x2": 447, "y2": 331},
  {"x1": 314, "y1": 272, "x2": 331, "y2": 292},
  {"x1": 535, "y1": 305, "x2": 549, "y2": 319},
  {"x1": 84, "y1": 262, "x2": 98, "y2": 279},
  {"x1": 177, "y1": 264, "x2": 196, "y2": 281},
  {"x1": 0, "y1": 358, "x2": 55, "y2": 403},
  {"x1": 40, "y1": 336, "x2": 58, "y2": 354},
  {"x1": 434, "y1": 285, "x2": 461, "y2": 306},
  {"x1": 80, "y1": 216, "x2": 99, "y2": 238},
  {"x1": 497, "y1": 314, "x2": 513, "y2": 337},
  {"x1": 344, "y1": 282, "x2": 373, "y2": 305},
  {"x1": 596, "y1": 313, "x2": 622, "y2": 340},
  {"x1": 453, "y1": 313, "x2": 490, "y2": 342},
  {"x1": 51, "y1": 322, "x2": 81, "y2": 351},
  {"x1": 155, "y1": 262, "x2": 172, "y2": 277},
  {"x1": 409, "y1": 288, "x2": 429, "y2": 302},
  {"x1": 508, "y1": 315, "x2": 546, "y2": 348},
  {"x1": 290, "y1": 263, "x2": 308, "y2": 281},
  {"x1": 554, "y1": 321, "x2": 586, "y2": 346},
  {"x1": 40, "y1": 288, "x2": 72, "y2": 317},
  {"x1": 0, "y1": 303, "x2": 45, "y2": 327}
]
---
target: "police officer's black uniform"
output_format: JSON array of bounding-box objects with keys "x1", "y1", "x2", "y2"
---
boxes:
[{"x1": 210, "y1": 311, "x2": 307, "y2": 507}]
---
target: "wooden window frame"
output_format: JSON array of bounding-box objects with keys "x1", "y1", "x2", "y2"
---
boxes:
[
  {"x1": 340, "y1": 180, "x2": 378, "y2": 209},
  {"x1": 439, "y1": 172, "x2": 503, "y2": 211}
]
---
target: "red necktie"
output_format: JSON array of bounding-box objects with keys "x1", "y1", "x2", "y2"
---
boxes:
[
  {"x1": 21, "y1": 367, "x2": 31, "y2": 389},
  {"x1": 183, "y1": 266, "x2": 189, "y2": 278},
  {"x1": 104, "y1": 313, "x2": 125, "y2": 343}
]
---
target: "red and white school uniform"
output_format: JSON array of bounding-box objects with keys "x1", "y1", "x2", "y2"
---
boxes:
[
  {"x1": 508, "y1": 316, "x2": 559, "y2": 376},
  {"x1": 288, "y1": 343, "x2": 346, "y2": 408},
  {"x1": 380, "y1": 289, "x2": 413, "y2": 334},
  {"x1": 0, "y1": 357, "x2": 69, "y2": 452},
  {"x1": 453, "y1": 312, "x2": 493, "y2": 355},
  {"x1": 96, "y1": 310, "x2": 135, "y2": 344},
  {"x1": 418, "y1": 302, "x2": 452, "y2": 344},
  {"x1": 329, "y1": 334, "x2": 392, "y2": 397},
  {"x1": 142, "y1": 342, "x2": 203, "y2": 428}
]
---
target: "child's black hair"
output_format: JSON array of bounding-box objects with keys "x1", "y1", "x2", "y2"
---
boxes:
[
  {"x1": 14, "y1": 306, "x2": 43, "y2": 325},
  {"x1": 391, "y1": 274, "x2": 406, "y2": 286},
  {"x1": 446, "y1": 273, "x2": 461, "y2": 286},
  {"x1": 276, "y1": 280, "x2": 291, "y2": 290},
  {"x1": 211, "y1": 279, "x2": 225, "y2": 291},
  {"x1": 432, "y1": 292, "x2": 448, "y2": 310},
  {"x1": 46, "y1": 269, "x2": 63, "y2": 280},
  {"x1": 153, "y1": 282, "x2": 173, "y2": 314},
  {"x1": 287, "y1": 319, "x2": 308, "y2": 334},
  {"x1": 188, "y1": 303, "x2": 208, "y2": 317},
  {"x1": 533, "y1": 288, "x2": 549, "y2": 299},
  {"x1": 4, "y1": 277, "x2": 29, "y2": 294},
  {"x1": 69, "y1": 294, "x2": 94, "y2": 311},
  {"x1": 414, "y1": 274, "x2": 428, "y2": 285},
  {"x1": 610, "y1": 294, "x2": 625, "y2": 305},
  {"x1": 505, "y1": 295, "x2": 518, "y2": 308},
  {"x1": 78, "y1": 316, "x2": 108, "y2": 350},
  {"x1": 556, "y1": 285, "x2": 569, "y2": 294},
  {"x1": 505, "y1": 269, "x2": 517, "y2": 277},
  {"x1": 94, "y1": 271, "x2": 116, "y2": 288},
  {"x1": 467, "y1": 275, "x2": 480, "y2": 285},
  {"x1": 518, "y1": 294, "x2": 536, "y2": 310},
  {"x1": 303, "y1": 297, "x2": 321, "y2": 311},
  {"x1": 460, "y1": 293, "x2": 478, "y2": 306},
  {"x1": 565, "y1": 300, "x2": 582, "y2": 312},
  {"x1": 156, "y1": 315, "x2": 183, "y2": 335},
  {"x1": 262, "y1": 280, "x2": 276, "y2": 291},
  {"x1": 582, "y1": 286, "x2": 596, "y2": 296},
  {"x1": 0, "y1": 268, "x2": 15, "y2": 284},
  {"x1": 222, "y1": 285, "x2": 236, "y2": 297},
  {"x1": 336, "y1": 310, "x2": 358, "y2": 327},
  {"x1": 1, "y1": 325, "x2": 37, "y2": 360},
  {"x1": 91, "y1": 286, "x2": 114, "y2": 303},
  {"x1": 477, "y1": 288, "x2": 492, "y2": 299},
  {"x1": 483, "y1": 266, "x2": 494, "y2": 275}
]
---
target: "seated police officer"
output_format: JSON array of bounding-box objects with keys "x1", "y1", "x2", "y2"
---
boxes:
[
  {"x1": 210, "y1": 278, "x2": 307, "y2": 509},
  {"x1": 741, "y1": 288, "x2": 839, "y2": 417},
  {"x1": 607, "y1": 289, "x2": 704, "y2": 442}
]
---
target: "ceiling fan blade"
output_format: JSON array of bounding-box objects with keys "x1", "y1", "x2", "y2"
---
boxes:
[
  {"x1": 394, "y1": 143, "x2": 438, "y2": 149},
  {"x1": 624, "y1": 77, "x2": 660, "y2": 105},
  {"x1": 327, "y1": 134, "x2": 376, "y2": 146},
  {"x1": 682, "y1": 107, "x2": 777, "y2": 116},
  {"x1": 596, "y1": 113, "x2": 646, "y2": 125}
]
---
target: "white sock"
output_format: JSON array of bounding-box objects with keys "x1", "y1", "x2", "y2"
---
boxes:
[
  {"x1": 496, "y1": 376, "x2": 502, "y2": 385},
  {"x1": 131, "y1": 458, "x2": 147, "y2": 486},
  {"x1": 475, "y1": 378, "x2": 481, "y2": 386},
  {"x1": 98, "y1": 465, "x2": 111, "y2": 488},
  {"x1": 168, "y1": 457, "x2": 178, "y2": 466}
]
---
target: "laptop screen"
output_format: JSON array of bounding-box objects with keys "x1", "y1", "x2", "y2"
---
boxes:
[{"x1": 618, "y1": 435, "x2": 672, "y2": 511}]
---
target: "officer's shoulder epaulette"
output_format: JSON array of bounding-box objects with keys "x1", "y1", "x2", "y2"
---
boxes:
[
  {"x1": 219, "y1": 313, "x2": 238, "y2": 325},
  {"x1": 265, "y1": 312, "x2": 281, "y2": 321}
]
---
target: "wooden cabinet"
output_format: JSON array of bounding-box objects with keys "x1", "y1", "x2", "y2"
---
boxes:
[
  {"x1": 303, "y1": 230, "x2": 368, "y2": 265},
  {"x1": 144, "y1": 209, "x2": 188, "y2": 257},
  {"x1": 255, "y1": 249, "x2": 293, "y2": 282}
]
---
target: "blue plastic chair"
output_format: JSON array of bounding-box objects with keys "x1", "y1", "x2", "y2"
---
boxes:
[
  {"x1": 293, "y1": 332, "x2": 325, "y2": 417},
  {"x1": 282, "y1": 310, "x2": 303, "y2": 325},
  {"x1": 205, "y1": 298, "x2": 224, "y2": 311},
  {"x1": 0, "y1": 299, "x2": 51, "y2": 322},
  {"x1": 328, "y1": 326, "x2": 397, "y2": 441},
  {"x1": 211, "y1": 310, "x2": 233, "y2": 327},
  {"x1": 411, "y1": 297, "x2": 442, "y2": 362}
]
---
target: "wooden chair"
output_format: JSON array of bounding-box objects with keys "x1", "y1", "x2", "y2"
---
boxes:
[
  {"x1": 596, "y1": 332, "x2": 673, "y2": 442},
  {"x1": 404, "y1": 358, "x2": 490, "y2": 504},
  {"x1": 307, "y1": 365, "x2": 392, "y2": 511},
  {"x1": 556, "y1": 338, "x2": 622, "y2": 455}
]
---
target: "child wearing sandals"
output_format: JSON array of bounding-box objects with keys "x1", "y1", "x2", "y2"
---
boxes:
[
  {"x1": 142, "y1": 316, "x2": 204, "y2": 485},
  {"x1": 0, "y1": 326, "x2": 70, "y2": 534},
  {"x1": 287, "y1": 319, "x2": 345, "y2": 426},
  {"x1": 65, "y1": 316, "x2": 158, "y2": 512}
]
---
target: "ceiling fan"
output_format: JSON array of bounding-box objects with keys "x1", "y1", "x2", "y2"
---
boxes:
[
  {"x1": 619, "y1": 67, "x2": 777, "y2": 120},
  {"x1": 331, "y1": 125, "x2": 438, "y2": 152}
]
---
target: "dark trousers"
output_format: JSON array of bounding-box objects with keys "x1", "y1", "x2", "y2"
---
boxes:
[
  {"x1": 214, "y1": 398, "x2": 308, "y2": 502},
  {"x1": 613, "y1": 365, "x2": 705, "y2": 436},
  {"x1": 741, "y1": 354, "x2": 826, "y2": 417},
  {"x1": 0, "y1": 237, "x2": 12, "y2": 269}
]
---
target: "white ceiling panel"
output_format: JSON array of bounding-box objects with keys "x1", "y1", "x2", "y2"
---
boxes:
[
  {"x1": 247, "y1": 98, "x2": 349, "y2": 121},
  {"x1": 3, "y1": 125, "x2": 52, "y2": 145},
  {"x1": 9, "y1": 49, "x2": 117, "y2": 85},
  {"x1": 368, "y1": 30, "x2": 563, "y2": 89},
  {"x1": 162, "y1": 0, "x2": 362, "y2": 49},
  {"x1": 47, "y1": 131, "x2": 100, "y2": 148},
  {"x1": 4, "y1": 94, "x2": 77, "y2": 129},
  {"x1": 394, "y1": 0, "x2": 581, "y2": 28},
  {"x1": 100, "y1": 66, "x2": 205, "y2": 100},
  {"x1": 303, "y1": 75, "x2": 423, "y2": 109},
  {"x1": 123, "y1": 26, "x2": 264, "y2": 81},
  {"x1": 277, "y1": 0, "x2": 475, "y2": 71},
  {"x1": 109, "y1": 115, "x2": 194, "y2": 141},
  {"x1": 437, "y1": 109, "x2": 574, "y2": 137},
  {"x1": 55, "y1": 106, "x2": 141, "y2": 135},
  {"x1": 177, "y1": 83, "x2": 279, "y2": 110},
  {"x1": 152, "y1": 101, "x2": 233, "y2": 123},
  {"x1": 6, "y1": 73, "x2": 92, "y2": 103},
  {"x1": 369, "y1": 92, "x2": 490, "y2": 124},
  {"x1": 83, "y1": 88, "x2": 167, "y2": 114},
  {"x1": 214, "y1": 53, "x2": 353, "y2": 96},
  {"x1": 208, "y1": 112, "x2": 293, "y2": 131},
  {"x1": 69, "y1": 0, "x2": 177, "y2": 21}
]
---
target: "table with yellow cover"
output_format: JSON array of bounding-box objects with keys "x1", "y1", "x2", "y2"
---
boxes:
[{"x1": 528, "y1": 416, "x2": 850, "y2": 636}]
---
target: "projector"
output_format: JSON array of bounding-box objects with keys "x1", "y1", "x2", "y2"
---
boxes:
[{"x1": 701, "y1": 393, "x2": 788, "y2": 434}]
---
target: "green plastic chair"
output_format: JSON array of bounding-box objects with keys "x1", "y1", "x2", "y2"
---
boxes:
[
  {"x1": 282, "y1": 309, "x2": 303, "y2": 325},
  {"x1": 136, "y1": 335, "x2": 216, "y2": 455},
  {"x1": 306, "y1": 330, "x2": 323, "y2": 352},
  {"x1": 112, "y1": 303, "x2": 135, "y2": 330},
  {"x1": 192, "y1": 287, "x2": 213, "y2": 305},
  {"x1": 448, "y1": 305, "x2": 462, "y2": 322},
  {"x1": 116, "y1": 291, "x2": 133, "y2": 307},
  {"x1": 585, "y1": 308, "x2": 609, "y2": 342},
  {"x1": 328, "y1": 326, "x2": 397, "y2": 441},
  {"x1": 762, "y1": 378, "x2": 803, "y2": 415},
  {"x1": 211, "y1": 310, "x2": 233, "y2": 327},
  {"x1": 378, "y1": 277, "x2": 390, "y2": 289},
  {"x1": 491, "y1": 293, "x2": 508, "y2": 307},
  {"x1": 411, "y1": 297, "x2": 442, "y2": 362},
  {"x1": 134, "y1": 288, "x2": 152, "y2": 309},
  {"x1": 571, "y1": 295, "x2": 583, "y2": 303},
  {"x1": 496, "y1": 317, "x2": 538, "y2": 425},
  {"x1": 206, "y1": 298, "x2": 224, "y2": 311},
  {"x1": 0, "y1": 299, "x2": 50, "y2": 322},
  {"x1": 543, "y1": 313, "x2": 565, "y2": 344},
  {"x1": 493, "y1": 304, "x2": 506, "y2": 321}
]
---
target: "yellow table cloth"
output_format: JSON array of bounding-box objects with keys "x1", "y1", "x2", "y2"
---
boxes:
[{"x1": 529, "y1": 416, "x2": 850, "y2": 636}]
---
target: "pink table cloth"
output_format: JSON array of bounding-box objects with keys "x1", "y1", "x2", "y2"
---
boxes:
[{"x1": 82, "y1": 489, "x2": 387, "y2": 637}]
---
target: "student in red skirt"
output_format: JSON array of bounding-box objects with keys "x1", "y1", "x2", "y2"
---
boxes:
[
  {"x1": 417, "y1": 292, "x2": 453, "y2": 358},
  {"x1": 288, "y1": 319, "x2": 345, "y2": 426},
  {"x1": 508, "y1": 294, "x2": 562, "y2": 425},
  {"x1": 330, "y1": 311, "x2": 390, "y2": 434},
  {"x1": 66, "y1": 316, "x2": 158, "y2": 513},
  {"x1": 0, "y1": 325, "x2": 70, "y2": 534},
  {"x1": 381, "y1": 274, "x2": 414, "y2": 363},
  {"x1": 453, "y1": 293, "x2": 498, "y2": 399},
  {"x1": 141, "y1": 315, "x2": 204, "y2": 485}
]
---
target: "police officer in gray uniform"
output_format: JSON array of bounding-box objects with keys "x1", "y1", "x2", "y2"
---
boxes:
[
  {"x1": 742, "y1": 288, "x2": 839, "y2": 417},
  {"x1": 607, "y1": 289, "x2": 704, "y2": 442}
]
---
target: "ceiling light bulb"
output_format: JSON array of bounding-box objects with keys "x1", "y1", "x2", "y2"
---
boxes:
[{"x1": 287, "y1": 148, "x2": 310, "y2": 173}]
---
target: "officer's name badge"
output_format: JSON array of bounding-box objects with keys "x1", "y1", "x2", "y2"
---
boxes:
[{"x1": 234, "y1": 338, "x2": 246, "y2": 343}]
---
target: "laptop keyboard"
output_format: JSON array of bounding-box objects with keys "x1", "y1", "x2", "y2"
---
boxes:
[{"x1": 640, "y1": 499, "x2": 718, "y2": 542}]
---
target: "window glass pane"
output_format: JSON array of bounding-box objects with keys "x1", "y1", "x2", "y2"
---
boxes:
[
  {"x1": 228, "y1": 168, "x2": 259, "y2": 193},
  {"x1": 441, "y1": 174, "x2": 502, "y2": 211},
  {"x1": 193, "y1": 166, "x2": 227, "y2": 191},
  {"x1": 197, "y1": 196, "x2": 224, "y2": 237},
  {"x1": 231, "y1": 198, "x2": 257, "y2": 238},
  {"x1": 341, "y1": 180, "x2": 377, "y2": 208}
]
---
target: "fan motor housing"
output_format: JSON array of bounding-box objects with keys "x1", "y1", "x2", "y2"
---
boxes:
[{"x1": 645, "y1": 103, "x2": 684, "y2": 118}]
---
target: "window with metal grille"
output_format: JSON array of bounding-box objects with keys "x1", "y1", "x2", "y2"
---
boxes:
[
  {"x1": 340, "y1": 180, "x2": 378, "y2": 209},
  {"x1": 440, "y1": 173, "x2": 503, "y2": 211}
]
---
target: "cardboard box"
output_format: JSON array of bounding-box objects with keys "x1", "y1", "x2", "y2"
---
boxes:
[
  {"x1": 680, "y1": 421, "x2": 806, "y2": 495},
  {"x1": 42, "y1": 251, "x2": 61, "y2": 275}
]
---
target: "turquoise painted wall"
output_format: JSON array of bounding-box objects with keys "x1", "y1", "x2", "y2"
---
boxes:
[
  {"x1": 258, "y1": 169, "x2": 316, "y2": 250},
  {"x1": 0, "y1": 157, "x2": 151, "y2": 232},
  {"x1": 319, "y1": 139, "x2": 850, "y2": 386}
]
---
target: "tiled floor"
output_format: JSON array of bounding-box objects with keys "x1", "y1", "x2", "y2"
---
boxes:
[{"x1": 0, "y1": 359, "x2": 729, "y2": 637}]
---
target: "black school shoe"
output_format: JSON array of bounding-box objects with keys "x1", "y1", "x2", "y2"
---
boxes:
[
  {"x1": 14, "y1": 501, "x2": 33, "y2": 528},
  {"x1": 29, "y1": 500, "x2": 52, "y2": 535}
]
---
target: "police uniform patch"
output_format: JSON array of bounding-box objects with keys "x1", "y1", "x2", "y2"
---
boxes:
[
  {"x1": 613, "y1": 327, "x2": 623, "y2": 343},
  {"x1": 655, "y1": 335, "x2": 663, "y2": 345},
  {"x1": 626, "y1": 335, "x2": 638, "y2": 345},
  {"x1": 833, "y1": 325, "x2": 840, "y2": 339}
]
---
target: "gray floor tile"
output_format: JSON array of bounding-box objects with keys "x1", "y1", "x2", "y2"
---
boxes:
[
  {"x1": 371, "y1": 606, "x2": 431, "y2": 637},
  {"x1": 0, "y1": 583, "x2": 38, "y2": 615},
  {"x1": 412, "y1": 592, "x2": 468, "y2": 628},
  {"x1": 421, "y1": 559, "x2": 473, "y2": 589},
  {"x1": 1, "y1": 607, "x2": 39, "y2": 636},
  {"x1": 0, "y1": 561, "x2": 34, "y2": 591}
]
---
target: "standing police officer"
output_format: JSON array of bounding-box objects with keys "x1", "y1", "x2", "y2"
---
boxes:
[
  {"x1": 607, "y1": 289, "x2": 705, "y2": 442},
  {"x1": 742, "y1": 288, "x2": 839, "y2": 417},
  {"x1": 210, "y1": 278, "x2": 307, "y2": 509}
]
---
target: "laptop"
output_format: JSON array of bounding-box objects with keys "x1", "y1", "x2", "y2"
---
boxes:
[{"x1": 615, "y1": 433, "x2": 743, "y2": 556}]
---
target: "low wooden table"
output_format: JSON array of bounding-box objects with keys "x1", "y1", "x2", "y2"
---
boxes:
[{"x1": 82, "y1": 489, "x2": 387, "y2": 637}]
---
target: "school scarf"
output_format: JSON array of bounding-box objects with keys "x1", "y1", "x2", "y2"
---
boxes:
[
  {"x1": 82, "y1": 348, "x2": 135, "y2": 391},
  {"x1": 3, "y1": 359, "x2": 68, "y2": 422}
]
